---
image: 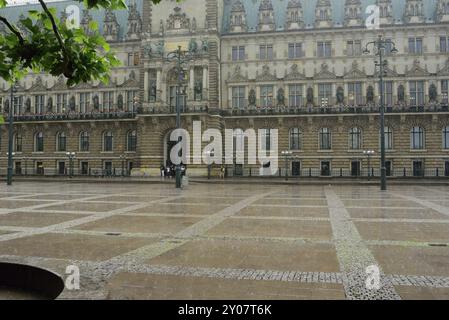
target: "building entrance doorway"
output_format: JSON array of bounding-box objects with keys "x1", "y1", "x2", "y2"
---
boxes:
[
  {"x1": 292, "y1": 162, "x2": 301, "y2": 176},
  {"x1": 351, "y1": 161, "x2": 361, "y2": 177},
  {"x1": 413, "y1": 160, "x2": 424, "y2": 177}
]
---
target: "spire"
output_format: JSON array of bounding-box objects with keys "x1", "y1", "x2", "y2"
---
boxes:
[
  {"x1": 315, "y1": 0, "x2": 333, "y2": 28},
  {"x1": 404, "y1": 0, "x2": 425, "y2": 24},
  {"x1": 286, "y1": 0, "x2": 303, "y2": 30},
  {"x1": 229, "y1": 0, "x2": 247, "y2": 33},
  {"x1": 258, "y1": 0, "x2": 275, "y2": 31},
  {"x1": 344, "y1": 0, "x2": 362, "y2": 27},
  {"x1": 127, "y1": 1, "x2": 142, "y2": 40}
]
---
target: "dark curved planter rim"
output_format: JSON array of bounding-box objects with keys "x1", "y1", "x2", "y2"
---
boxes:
[{"x1": 0, "y1": 262, "x2": 64, "y2": 299}]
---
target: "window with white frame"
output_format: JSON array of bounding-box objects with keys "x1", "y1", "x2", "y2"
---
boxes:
[
  {"x1": 440, "y1": 37, "x2": 449, "y2": 53},
  {"x1": 288, "y1": 84, "x2": 303, "y2": 108},
  {"x1": 79, "y1": 131, "x2": 89, "y2": 152},
  {"x1": 260, "y1": 85, "x2": 273, "y2": 107},
  {"x1": 259, "y1": 44, "x2": 273, "y2": 60},
  {"x1": 231, "y1": 86, "x2": 245, "y2": 109},
  {"x1": 383, "y1": 126, "x2": 393, "y2": 150},
  {"x1": 260, "y1": 128, "x2": 271, "y2": 151},
  {"x1": 127, "y1": 90, "x2": 138, "y2": 111},
  {"x1": 288, "y1": 43, "x2": 303, "y2": 59},
  {"x1": 443, "y1": 126, "x2": 449, "y2": 150},
  {"x1": 34, "y1": 95, "x2": 45, "y2": 114},
  {"x1": 317, "y1": 41, "x2": 332, "y2": 57},
  {"x1": 102, "y1": 92, "x2": 114, "y2": 112},
  {"x1": 347, "y1": 40, "x2": 361, "y2": 56},
  {"x1": 13, "y1": 96, "x2": 23, "y2": 115},
  {"x1": 289, "y1": 128, "x2": 302, "y2": 150},
  {"x1": 35, "y1": 132, "x2": 44, "y2": 152},
  {"x1": 127, "y1": 130, "x2": 137, "y2": 152},
  {"x1": 232, "y1": 46, "x2": 245, "y2": 61},
  {"x1": 56, "y1": 132, "x2": 67, "y2": 152},
  {"x1": 79, "y1": 93, "x2": 90, "y2": 113},
  {"x1": 348, "y1": 82, "x2": 363, "y2": 105},
  {"x1": 411, "y1": 127, "x2": 425, "y2": 150},
  {"x1": 409, "y1": 81, "x2": 425, "y2": 106},
  {"x1": 408, "y1": 37, "x2": 423, "y2": 54},
  {"x1": 103, "y1": 131, "x2": 113, "y2": 152},
  {"x1": 319, "y1": 128, "x2": 331, "y2": 150},
  {"x1": 56, "y1": 94, "x2": 67, "y2": 113},
  {"x1": 349, "y1": 127, "x2": 362, "y2": 150},
  {"x1": 318, "y1": 83, "x2": 332, "y2": 106},
  {"x1": 442, "y1": 80, "x2": 448, "y2": 104}
]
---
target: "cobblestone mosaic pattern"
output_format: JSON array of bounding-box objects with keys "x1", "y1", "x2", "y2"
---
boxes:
[{"x1": 0, "y1": 182, "x2": 449, "y2": 300}]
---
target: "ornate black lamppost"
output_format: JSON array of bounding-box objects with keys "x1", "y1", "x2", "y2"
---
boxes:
[
  {"x1": 363, "y1": 35, "x2": 398, "y2": 191},
  {"x1": 66, "y1": 152, "x2": 76, "y2": 178}
]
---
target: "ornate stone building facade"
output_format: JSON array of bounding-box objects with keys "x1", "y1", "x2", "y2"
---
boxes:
[{"x1": 0, "y1": 0, "x2": 449, "y2": 178}]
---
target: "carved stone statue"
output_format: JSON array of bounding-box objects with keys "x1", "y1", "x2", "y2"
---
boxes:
[
  {"x1": 429, "y1": 84, "x2": 437, "y2": 102},
  {"x1": 307, "y1": 87, "x2": 314, "y2": 104},
  {"x1": 93, "y1": 95, "x2": 99, "y2": 110},
  {"x1": 191, "y1": 17, "x2": 197, "y2": 31},
  {"x1": 398, "y1": 85, "x2": 405, "y2": 102},
  {"x1": 155, "y1": 40, "x2": 164, "y2": 56},
  {"x1": 117, "y1": 94, "x2": 124, "y2": 109},
  {"x1": 188, "y1": 38, "x2": 198, "y2": 53},
  {"x1": 201, "y1": 39, "x2": 208, "y2": 52},
  {"x1": 47, "y1": 97, "x2": 53, "y2": 112},
  {"x1": 4, "y1": 99, "x2": 9, "y2": 113},
  {"x1": 248, "y1": 89, "x2": 256, "y2": 106},
  {"x1": 25, "y1": 98, "x2": 31, "y2": 113},
  {"x1": 194, "y1": 80, "x2": 202, "y2": 97},
  {"x1": 366, "y1": 86, "x2": 374, "y2": 103},
  {"x1": 336, "y1": 86, "x2": 344, "y2": 104},
  {"x1": 69, "y1": 96, "x2": 76, "y2": 111},
  {"x1": 277, "y1": 88, "x2": 285, "y2": 106}
]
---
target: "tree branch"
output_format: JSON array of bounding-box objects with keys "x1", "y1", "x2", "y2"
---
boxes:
[
  {"x1": 0, "y1": 15, "x2": 24, "y2": 44},
  {"x1": 37, "y1": 0, "x2": 65, "y2": 52}
]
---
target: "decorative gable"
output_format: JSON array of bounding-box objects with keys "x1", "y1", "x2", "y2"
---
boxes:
[
  {"x1": 314, "y1": 63, "x2": 337, "y2": 79},
  {"x1": 256, "y1": 65, "x2": 277, "y2": 81},
  {"x1": 344, "y1": 61, "x2": 367, "y2": 79},
  {"x1": 28, "y1": 76, "x2": 48, "y2": 92},
  {"x1": 405, "y1": 59, "x2": 430, "y2": 77},
  {"x1": 284, "y1": 64, "x2": 305, "y2": 81},
  {"x1": 227, "y1": 65, "x2": 248, "y2": 83}
]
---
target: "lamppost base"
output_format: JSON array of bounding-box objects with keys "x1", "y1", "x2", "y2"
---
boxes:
[{"x1": 175, "y1": 167, "x2": 182, "y2": 188}]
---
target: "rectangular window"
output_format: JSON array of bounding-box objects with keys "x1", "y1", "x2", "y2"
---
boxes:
[
  {"x1": 384, "y1": 39, "x2": 393, "y2": 55},
  {"x1": 56, "y1": 94, "x2": 67, "y2": 113},
  {"x1": 347, "y1": 40, "x2": 361, "y2": 56},
  {"x1": 79, "y1": 93, "x2": 90, "y2": 113},
  {"x1": 408, "y1": 38, "x2": 423, "y2": 54},
  {"x1": 134, "y1": 52, "x2": 139, "y2": 66},
  {"x1": 442, "y1": 80, "x2": 448, "y2": 104},
  {"x1": 288, "y1": 43, "x2": 303, "y2": 59},
  {"x1": 232, "y1": 46, "x2": 245, "y2": 61},
  {"x1": 13, "y1": 96, "x2": 23, "y2": 115},
  {"x1": 127, "y1": 91, "x2": 138, "y2": 111},
  {"x1": 348, "y1": 82, "x2": 363, "y2": 105},
  {"x1": 288, "y1": 84, "x2": 303, "y2": 107},
  {"x1": 317, "y1": 41, "x2": 332, "y2": 57},
  {"x1": 102, "y1": 92, "x2": 114, "y2": 112},
  {"x1": 260, "y1": 85, "x2": 274, "y2": 107},
  {"x1": 232, "y1": 86, "x2": 246, "y2": 109},
  {"x1": 259, "y1": 45, "x2": 273, "y2": 60},
  {"x1": 440, "y1": 37, "x2": 448, "y2": 53},
  {"x1": 318, "y1": 83, "x2": 332, "y2": 106},
  {"x1": 34, "y1": 95, "x2": 45, "y2": 114},
  {"x1": 409, "y1": 81, "x2": 425, "y2": 106},
  {"x1": 169, "y1": 86, "x2": 187, "y2": 111},
  {"x1": 128, "y1": 53, "x2": 134, "y2": 66},
  {"x1": 260, "y1": 129, "x2": 271, "y2": 151}
]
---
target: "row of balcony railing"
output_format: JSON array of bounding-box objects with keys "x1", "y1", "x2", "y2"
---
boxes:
[{"x1": 3, "y1": 103, "x2": 449, "y2": 122}]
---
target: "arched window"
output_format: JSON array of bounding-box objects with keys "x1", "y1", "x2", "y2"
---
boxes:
[
  {"x1": 411, "y1": 127, "x2": 425, "y2": 150},
  {"x1": 443, "y1": 126, "x2": 449, "y2": 150},
  {"x1": 319, "y1": 128, "x2": 331, "y2": 150},
  {"x1": 289, "y1": 128, "x2": 302, "y2": 150},
  {"x1": 56, "y1": 132, "x2": 67, "y2": 152},
  {"x1": 103, "y1": 131, "x2": 113, "y2": 152},
  {"x1": 127, "y1": 130, "x2": 137, "y2": 152},
  {"x1": 35, "y1": 132, "x2": 44, "y2": 152},
  {"x1": 349, "y1": 127, "x2": 362, "y2": 150},
  {"x1": 14, "y1": 133, "x2": 23, "y2": 152},
  {"x1": 383, "y1": 126, "x2": 393, "y2": 150},
  {"x1": 79, "y1": 131, "x2": 89, "y2": 152}
]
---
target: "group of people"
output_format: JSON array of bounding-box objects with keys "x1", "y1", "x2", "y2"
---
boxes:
[{"x1": 160, "y1": 164, "x2": 186, "y2": 178}]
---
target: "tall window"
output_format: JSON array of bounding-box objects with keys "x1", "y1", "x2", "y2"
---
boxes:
[
  {"x1": 288, "y1": 43, "x2": 303, "y2": 59},
  {"x1": 102, "y1": 92, "x2": 114, "y2": 112},
  {"x1": 440, "y1": 37, "x2": 449, "y2": 53},
  {"x1": 408, "y1": 37, "x2": 423, "y2": 54},
  {"x1": 347, "y1": 40, "x2": 361, "y2": 56},
  {"x1": 56, "y1": 132, "x2": 67, "y2": 152},
  {"x1": 232, "y1": 86, "x2": 246, "y2": 109},
  {"x1": 318, "y1": 83, "x2": 332, "y2": 105},
  {"x1": 80, "y1": 131, "x2": 89, "y2": 152},
  {"x1": 411, "y1": 127, "x2": 425, "y2": 150},
  {"x1": 35, "y1": 132, "x2": 44, "y2": 152},
  {"x1": 289, "y1": 128, "x2": 302, "y2": 150},
  {"x1": 443, "y1": 126, "x2": 449, "y2": 149},
  {"x1": 384, "y1": 38, "x2": 393, "y2": 55},
  {"x1": 127, "y1": 52, "x2": 139, "y2": 66},
  {"x1": 384, "y1": 126, "x2": 393, "y2": 150},
  {"x1": 442, "y1": 80, "x2": 448, "y2": 104},
  {"x1": 259, "y1": 45, "x2": 273, "y2": 60},
  {"x1": 127, "y1": 90, "x2": 138, "y2": 111},
  {"x1": 13, "y1": 96, "x2": 23, "y2": 115},
  {"x1": 288, "y1": 84, "x2": 303, "y2": 107},
  {"x1": 260, "y1": 128, "x2": 271, "y2": 151},
  {"x1": 319, "y1": 128, "x2": 331, "y2": 150},
  {"x1": 79, "y1": 93, "x2": 90, "y2": 113},
  {"x1": 348, "y1": 82, "x2": 362, "y2": 105},
  {"x1": 409, "y1": 81, "x2": 425, "y2": 106},
  {"x1": 14, "y1": 133, "x2": 22, "y2": 152},
  {"x1": 232, "y1": 46, "x2": 245, "y2": 61},
  {"x1": 260, "y1": 85, "x2": 274, "y2": 107},
  {"x1": 349, "y1": 127, "x2": 362, "y2": 150},
  {"x1": 103, "y1": 131, "x2": 113, "y2": 152},
  {"x1": 127, "y1": 130, "x2": 137, "y2": 152},
  {"x1": 381, "y1": 81, "x2": 393, "y2": 106},
  {"x1": 317, "y1": 41, "x2": 332, "y2": 57},
  {"x1": 169, "y1": 86, "x2": 186, "y2": 110},
  {"x1": 34, "y1": 95, "x2": 45, "y2": 114},
  {"x1": 56, "y1": 94, "x2": 67, "y2": 113}
]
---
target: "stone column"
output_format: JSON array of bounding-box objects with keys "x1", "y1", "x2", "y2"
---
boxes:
[
  {"x1": 156, "y1": 69, "x2": 161, "y2": 101},
  {"x1": 202, "y1": 66, "x2": 208, "y2": 100},
  {"x1": 189, "y1": 67, "x2": 194, "y2": 100},
  {"x1": 144, "y1": 69, "x2": 149, "y2": 102}
]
